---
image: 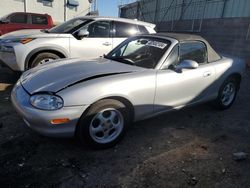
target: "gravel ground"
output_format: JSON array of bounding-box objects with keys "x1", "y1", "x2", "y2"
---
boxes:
[{"x1": 0, "y1": 67, "x2": 249, "y2": 188}]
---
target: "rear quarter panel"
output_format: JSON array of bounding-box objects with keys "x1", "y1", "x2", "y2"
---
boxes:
[{"x1": 212, "y1": 56, "x2": 245, "y2": 96}]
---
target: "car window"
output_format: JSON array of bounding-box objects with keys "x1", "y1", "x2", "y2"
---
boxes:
[
  {"x1": 49, "y1": 18, "x2": 90, "y2": 33},
  {"x1": 0, "y1": 14, "x2": 10, "y2": 22},
  {"x1": 31, "y1": 15, "x2": 48, "y2": 25},
  {"x1": 107, "y1": 37, "x2": 170, "y2": 69},
  {"x1": 114, "y1": 22, "x2": 140, "y2": 37},
  {"x1": 179, "y1": 42, "x2": 207, "y2": 64},
  {"x1": 9, "y1": 13, "x2": 28, "y2": 24},
  {"x1": 85, "y1": 21, "x2": 111, "y2": 38}
]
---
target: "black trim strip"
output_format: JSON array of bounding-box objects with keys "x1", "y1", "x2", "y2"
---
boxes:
[{"x1": 56, "y1": 72, "x2": 132, "y2": 93}]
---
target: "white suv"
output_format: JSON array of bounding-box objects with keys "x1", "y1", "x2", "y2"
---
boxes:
[{"x1": 0, "y1": 16, "x2": 156, "y2": 71}]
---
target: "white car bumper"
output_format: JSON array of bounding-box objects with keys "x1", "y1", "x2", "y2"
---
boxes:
[
  {"x1": 11, "y1": 81, "x2": 89, "y2": 137},
  {"x1": 0, "y1": 45, "x2": 20, "y2": 71}
]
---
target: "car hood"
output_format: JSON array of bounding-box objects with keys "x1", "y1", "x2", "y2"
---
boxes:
[
  {"x1": 0, "y1": 29, "x2": 69, "y2": 39},
  {"x1": 21, "y1": 58, "x2": 145, "y2": 94}
]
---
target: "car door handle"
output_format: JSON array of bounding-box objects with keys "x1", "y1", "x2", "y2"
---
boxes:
[
  {"x1": 103, "y1": 42, "x2": 111, "y2": 46},
  {"x1": 203, "y1": 71, "x2": 212, "y2": 77}
]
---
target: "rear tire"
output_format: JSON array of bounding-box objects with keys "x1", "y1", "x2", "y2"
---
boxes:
[
  {"x1": 213, "y1": 77, "x2": 238, "y2": 110},
  {"x1": 30, "y1": 52, "x2": 60, "y2": 68},
  {"x1": 77, "y1": 99, "x2": 130, "y2": 149}
]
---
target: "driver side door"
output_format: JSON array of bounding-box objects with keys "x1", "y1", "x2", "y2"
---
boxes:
[
  {"x1": 154, "y1": 42, "x2": 216, "y2": 113},
  {"x1": 70, "y1": 20, "x2": 113, "y2": 58}
]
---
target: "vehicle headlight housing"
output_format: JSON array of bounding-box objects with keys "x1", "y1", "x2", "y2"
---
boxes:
[
  {"x1": 30, "y1": 94, "x2": 63, "y2": 110},
  {"x1": 3, "y1": 38, "x2": 35, "y2": 44}
]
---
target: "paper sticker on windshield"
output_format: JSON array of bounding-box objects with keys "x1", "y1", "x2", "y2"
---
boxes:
[{"x1": 146, "y1": 41, "x2": 167, "y2": 49}]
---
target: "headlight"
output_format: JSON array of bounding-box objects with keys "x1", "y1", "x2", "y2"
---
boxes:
[
  {"x1": 30, "y1": 94, "x2": 63, "y2": 110},
  {"x1": 3, "y1": 38, "x2": 35, "y2": 44}
]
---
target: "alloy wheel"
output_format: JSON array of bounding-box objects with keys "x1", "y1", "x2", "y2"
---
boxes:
[{"x1": 89, "y1": 108, "x2": 124, "y2": 144}]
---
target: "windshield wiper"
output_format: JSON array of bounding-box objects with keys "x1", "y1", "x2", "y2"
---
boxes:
[{"x1": 104, "y1": 56, "x2": 135, "y2": 66}]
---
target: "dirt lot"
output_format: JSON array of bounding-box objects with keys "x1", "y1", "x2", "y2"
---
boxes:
[{"x1": 0, "y1": 67, "x2": 250, "y2": 188}]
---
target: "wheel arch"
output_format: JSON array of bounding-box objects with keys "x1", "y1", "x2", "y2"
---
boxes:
[
  {"x1": 87, "y1": 96, "x2": 135, "y2": 122},
  {"x1": 77, "y1": 96, "x2": 134, "y2": 122},
  {"x1": 213, "y1": 72, "x2": 241, "y2": 110},
  {"x1": 228, "y1": 72, "x2": 242, "y2": 90},
  {"x1": 104, "y1": 96, "x2": 135, "y2": 122},
  {"x1": 25, "y1": 47, "x2": 69, "y2": 70},
  {"x1": 75, "y1": 96, "x2": 135, "y2": 138}
]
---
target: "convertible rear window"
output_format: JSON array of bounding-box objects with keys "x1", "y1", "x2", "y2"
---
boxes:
[{"x1": 106, "y1": 37, "x2": 170, "y2": 69}]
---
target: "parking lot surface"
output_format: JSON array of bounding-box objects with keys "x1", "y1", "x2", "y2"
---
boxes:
[{"x1": 0, "y1": 67, "x2": 249, "y2": 188}]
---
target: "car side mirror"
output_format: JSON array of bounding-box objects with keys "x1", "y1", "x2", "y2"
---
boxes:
[
  {"x1": 175, "y1": 60, "x2": 199, "y2": 71},
  {"x1": 77, "y1": 29, "x2": 89, "y2": 38}
]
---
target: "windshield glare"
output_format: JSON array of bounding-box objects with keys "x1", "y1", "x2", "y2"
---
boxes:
[
  {"x1": 49, "y1": 18, "x2": 91, "y2": 33},
  {"x1": 106, "y1": 37, "x2": 170, "y2": 69}
]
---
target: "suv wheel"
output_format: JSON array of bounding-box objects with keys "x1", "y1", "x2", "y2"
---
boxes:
[{"x1": 30, "y1": 52, "x2": 60, "y2": 68}]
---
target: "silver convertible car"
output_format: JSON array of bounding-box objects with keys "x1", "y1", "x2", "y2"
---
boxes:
[{"x1": 11, "y1": 33, "x2": 245, "y2": 148}]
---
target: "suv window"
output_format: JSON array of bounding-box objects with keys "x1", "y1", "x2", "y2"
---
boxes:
[
  {"x1": 32, "y1": 15, "x2": 48, "y2": 25},
  {"x1": 85, "y1": 21, "x2": 111, "y2": 38},
  {"x1": 115, "y1": 22, "x2": 140, "y2": 37},
  {"x1": 179, "y1": 42, "x2": 207, "y2": 64},
  {"x1": 50, "y1": 18, "x2": 90, "y2": 33},
  {"x1": 9, "y1": 13, "x2": 28, "y2": 24}
]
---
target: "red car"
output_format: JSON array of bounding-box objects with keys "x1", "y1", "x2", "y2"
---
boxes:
[{"x1": 0, "y1": 12, "x2": 53, "y2": 36}]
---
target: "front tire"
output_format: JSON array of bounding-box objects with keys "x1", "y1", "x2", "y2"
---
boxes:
[
  {"x1": 213, "y1": 77, "x2": 238, "y2": 110},
  {"x1": 30, "y1": 52, "x2": 60, "y2": 68},
  {"x1": 77, "y1": 99, "x2": 130, "y2": 149}
]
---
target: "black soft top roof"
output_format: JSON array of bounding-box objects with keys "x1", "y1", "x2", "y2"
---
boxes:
[{"x1": 153, "y1": 32, "x2": 221, "y2": 62}]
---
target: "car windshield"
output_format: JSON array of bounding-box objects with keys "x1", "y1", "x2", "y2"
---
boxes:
[
  {"x1": 0, "y1": 14, "x2": 10, "y2": 22},
  {"x1": 106, "y1": 37, "x2": 170, "y2": 69},
  {"x1": 48, "y1": 18, "x2": 92, "y2": 34}
]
